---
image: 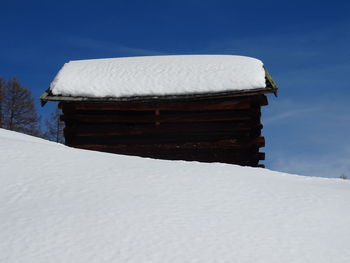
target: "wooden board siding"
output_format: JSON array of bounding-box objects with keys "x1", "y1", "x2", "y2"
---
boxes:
[{"x1": 59, "y1": 94, "x2": 268, "y2": 167}]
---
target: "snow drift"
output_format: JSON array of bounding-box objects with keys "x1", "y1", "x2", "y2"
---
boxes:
[{"x1": 0, "y1": 128, "x2": 349, "y2": 263}]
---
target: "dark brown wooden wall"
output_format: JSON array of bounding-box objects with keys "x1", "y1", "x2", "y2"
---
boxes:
[{"x1": 59, "y1": 94, "x2": 268, "y2": 167}]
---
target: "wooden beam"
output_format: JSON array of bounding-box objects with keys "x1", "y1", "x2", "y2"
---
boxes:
[
  {"x1": 257, "y1": 152, "x2": 265, "y2": 160},
  {"x1": 72, "y1": 145, "x2": 262, "y2": 166},
  {"x1": 60, "y1": 95, "x2": 267, "y2": 111},
  {"x1": 64, "y1": 130, "x2": 263, "y2": 145},
  {"x1": 67, "y1": 137, "x2": 264, "y2": 151},
  {"x1": 60, "y1": 109, "x2": 261, "y2": 124},
  {"x1": 63, "y1": 121, "x2": 263, "y2": 137},
  {"x1": 44, "y1": 88, "x2": 275, "y2": 105}
]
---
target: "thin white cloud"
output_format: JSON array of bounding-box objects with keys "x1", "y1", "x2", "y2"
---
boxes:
[
  {"x1": 262, "y1": 98, "x2": 350, "y2": 178},
  {"x1": 63, "y1": 36, "x2": 166, "y2": 56},
  {"x1": 269, "y1": 147, "x2": 350, "y2": 178},
  {"x1": 264, "y1": 107, "x2": 320, "y2": 125},
  {"x1": 201, "y1": 23, "x2": 350, "y2": 80}
]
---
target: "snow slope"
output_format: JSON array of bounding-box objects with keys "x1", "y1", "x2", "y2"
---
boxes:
[
  {"x1": 50, "y1": 55, "x2": 266, "y2": 98},
  {"x1": 1, "y1": 128, "x2": 349, "y2": 263}
]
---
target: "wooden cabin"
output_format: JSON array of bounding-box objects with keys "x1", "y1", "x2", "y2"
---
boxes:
[{"x1": 41, "y1": 55, "x2": 278, "y2": 167}]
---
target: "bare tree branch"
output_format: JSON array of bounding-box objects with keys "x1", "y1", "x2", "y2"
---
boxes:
[{"x1": 1, "y1": 77, "x2": 40, "y2": 136}]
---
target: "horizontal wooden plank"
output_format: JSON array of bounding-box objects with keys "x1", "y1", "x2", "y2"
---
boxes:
[
  {"x1": 257, "y1": 152, "x2": 265, "y2": 161},
  {"x1": 68, "y1": 137, "x2": 264, "y2": 151},
  {"x1": 63, "y1": 100, "x2": 252, "y2": 111},
  {"x1": 65, "y1": 129, "x2": 262, "y2": 145},
  {"x1": 75, "y1": 145, "x2": 261, "y2": 155},
  {"x1": 60, "y1": 95, "x2": 268, "y2": 111},
  {"x1": 60, "y1": 109, "x2": 261, "y2": 124},
  {"x1": 64, "y1": 120, "x2": 262, "y2": 136},
  {"x1": 73, "y1": 145, "x2": 262, "y2": 166},
  {"x1": 64, "y1": 124, "x2": 262, "y2": 138}
]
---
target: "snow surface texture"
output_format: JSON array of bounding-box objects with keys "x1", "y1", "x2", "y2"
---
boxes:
[
  {"x1": 50, "y1": 55, "x2": 266, "y2": 98},
  {"x1": 1, "y1": 128, "x2": 350, "y2": 263}
]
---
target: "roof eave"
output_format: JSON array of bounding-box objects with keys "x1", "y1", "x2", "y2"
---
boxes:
[
  {"x1": 264, "y1": 68, "x2": 279, "y2": 96},
  {"x1": 40, "y1": 87, "x2": 276, "y2": 106},
  {"x1": 40, "y1": 68, "x2": 279, "y2": 106}
]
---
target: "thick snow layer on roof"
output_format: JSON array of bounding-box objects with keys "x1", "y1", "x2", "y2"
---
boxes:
[
  {"x1": 1, "y1": 129, "x2": 350, "y2": 263},
  {"x1": 50, "y1": 55, "x2": 266, "y2": 98}
]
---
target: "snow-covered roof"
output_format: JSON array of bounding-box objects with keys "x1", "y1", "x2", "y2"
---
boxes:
[{"x1": 46, "y1": 55, "x2": 275, "y2": 101}]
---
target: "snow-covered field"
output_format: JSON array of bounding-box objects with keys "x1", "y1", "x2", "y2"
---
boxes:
[{"x1": 1, "y1": 128, "x2": 349, "y2": 263}]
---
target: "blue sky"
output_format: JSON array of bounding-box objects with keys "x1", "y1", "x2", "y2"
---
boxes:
[{"x1": 1, "y1": 0, "x2": 349, "y2": 178}]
